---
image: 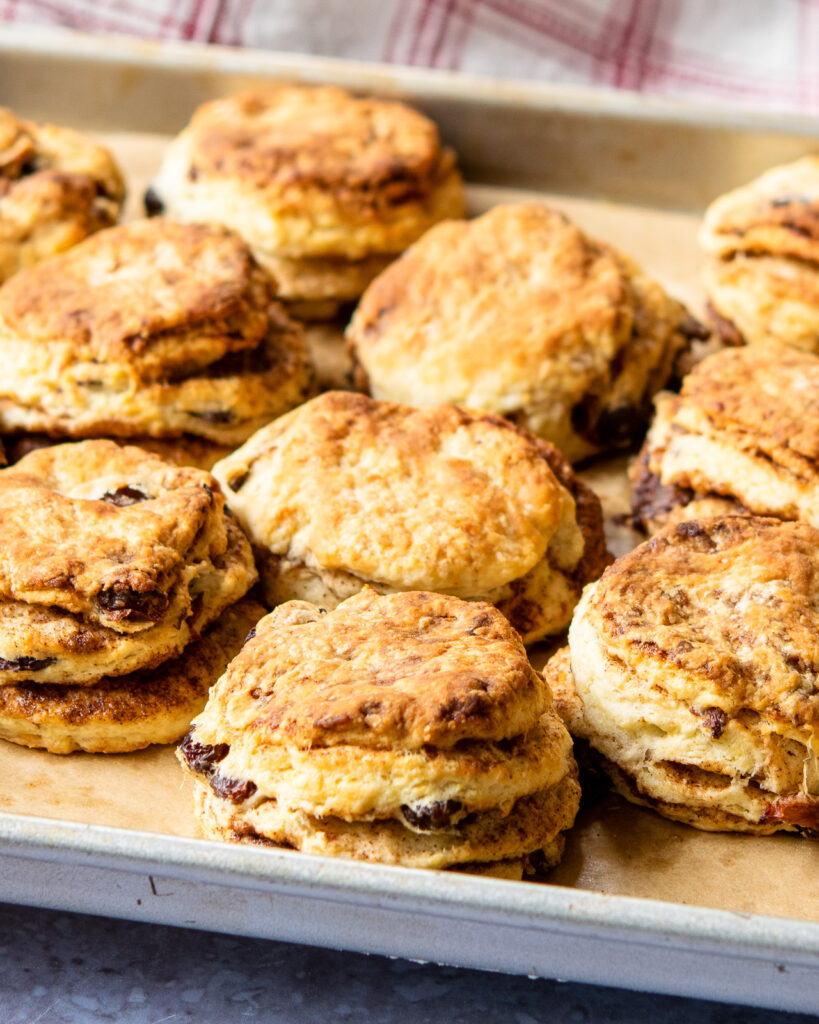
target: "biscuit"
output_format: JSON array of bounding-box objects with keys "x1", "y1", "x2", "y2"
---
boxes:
[
  {"x1": 701, "y1": 157, "x2": 819, "y2": 350},
  {"x1": 347, "y1": 204, "x2": 703, "y2": 462},
  {"x1": 213, "y1": 391, "x2": 608, "y2": 644},
  {"x1": 0, "y1": 440, "x2": 257, "y2": 685},
  {"x1": 0, "y1": 219, "x2": 315, "y2": 445},
  {"x1": 0, "y1": 107, "x2": 125, "y2": 283},
  {"x1": 631, "y1": 345, "x2": 819, "y2": 533},
  {"x1": 548, "y1": 517, "x2": 819, "y2": 835},
  {"x1": 0, "y1": 599, "x2": 265, "y2": 754},
  {"x1": 180, "y1": 589, "x2": 581, "y2": 871},
  {"x1": 147, "y1": 87, "x2": 464, "y2": 311}
]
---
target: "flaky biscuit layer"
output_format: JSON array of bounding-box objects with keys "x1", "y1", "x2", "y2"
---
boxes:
[
  {"x1": 637, "y1": 345, "x2": 819, "y2": 529},
  {"x1": 0, "y1": 599, "x2": 264, "y2": 754},
  {"x1": 193, "y1": 768, "x2": 580, "y2": 871},
  {"x1": 546, "y1": 516, "x2": 819, "y2": 835}
]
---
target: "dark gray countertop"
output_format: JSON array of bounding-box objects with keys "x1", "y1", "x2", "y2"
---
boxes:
[{"x1": 0, "y1": 903, "x2": 813, "y2": 1023}]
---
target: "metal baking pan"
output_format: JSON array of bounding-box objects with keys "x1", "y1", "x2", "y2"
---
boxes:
[{"x1": 1, "y1": 25, "x2": 818, "y2": 1013}]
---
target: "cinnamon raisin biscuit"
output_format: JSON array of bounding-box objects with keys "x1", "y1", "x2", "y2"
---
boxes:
[
  {"x1": 0, "y1": 440, "x2": 257, "y2": 685},
  {"x1": 347, "y1": 204, "x2": 704, "y2": 462},
  {"x1": 0, "y1": 598, "x2": 264, "y2": 754},
  {"x1": 213, "y1": 391, "x2": 608, "y2": 644},
  {"x1": 548, "y1": 517, "x2": 819, "y2": 835},
  {"x1": 180, "y1": 589, "x2": 581, "y2": 872},
  {"x1": 701, "y1": 156, "x2": 819, "y2": 350},
  {"x1": 147, "y1": 86, "x2": 464, "y2": 317},
  {"x1": 0, "y1": 107, "x2": 124, "y2": 283},
  {"x1": 0, "y1": 219, "x2": 315, "y2": 445},
  {"x1": 631, "y1": 345, "x2": 819, "y2": 533}
]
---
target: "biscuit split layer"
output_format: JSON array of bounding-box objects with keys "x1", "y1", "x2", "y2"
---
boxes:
[
  {"x1": 179, "y1": 590, "x2": 581, "y2": 873},
  {"x1": 632, "y1": 344, "x2": 819, "y2": 534},
  {"x1": 0, "y1": 440, "x2": 257, "y2": 685},
  {"x1": 148, "y1": 87, "x2": 465, "y2": 316},
  {"x1": 0, "y1": 107, "x2": 125, "y2": 283},
  {"x1": 347, "y1": 204, "x2": 702, "y2": 461},
  {"x1": 548, "y1": 516, "x2": 819, "y2": 836},
  {"x1": 0, "y1": 598, "x2": 265, "y2": 754},
  {"x1": 0, "y1": 219, "x2": 315, "y2": 445},
  {"x1": 213, "y1": 391, "x2": 608, "y2": 644},
  {"x1": 701, "y1": 156, "x2": 819, "y2": 351}
]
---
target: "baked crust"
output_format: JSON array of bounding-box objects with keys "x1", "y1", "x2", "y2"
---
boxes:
[
  {"x1": 0, "y1": 440, "x2": 257, "y2": 684},
  {"x1": 189, "y1": 590, "x2": 547, "y2": 752},
  {"x1": 0, "y1": 107, "x2": 125, "y2": 283},
  {"x1": 0, "y1": 219, "x2": 315, "y2": 443},
  {"x1": 148, "y1": 86, "x2": 465, "y2": 268},
  {"x1": 213, "y1": 392, "x2": 608, "y2": 641},
  {"x1": 347, "y1": 204, "x2": 699, "y2": 461},
  {"x1": 0, "y1": 599, "x2": 264, "y2": 754},
  {"x1": 636, "y1": 345, "x2": 819, "y2": 528}
]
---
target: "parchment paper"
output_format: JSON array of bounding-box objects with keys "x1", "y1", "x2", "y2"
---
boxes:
[{"x1": 4, "y1": 133, "x2": 818, "y2": 923}]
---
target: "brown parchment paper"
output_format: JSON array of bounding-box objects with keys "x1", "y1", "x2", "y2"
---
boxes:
[{"x1": 3, "y1": 133, "x2": 819, "y2": 924}]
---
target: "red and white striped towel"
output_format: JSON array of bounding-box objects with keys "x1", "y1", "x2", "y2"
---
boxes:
[{"x1": 3, "y1": 0, "x2": 819, "y2": 114}]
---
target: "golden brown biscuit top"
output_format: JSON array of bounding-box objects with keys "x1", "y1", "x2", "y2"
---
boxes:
[
  {"x1": 0, "y1": 219, "x2": 279, "y2": 380},
  {"x1": 205, "y1": 589, "x2": 547, "y2": 750},
  {"x1": 214, "y1": 391, "x2": 572, "y2": 594},
  {"x1": 0, "y1": 440, "x2": 227, "y2": 628},
  {"x1": 676, "y1": 344, "x2": 819, "y2": 471},
  {"x1": 183, "y1": 87, "x2": 451, "y2": 201},
  {"x1": 347, "y1": 204, "x2": 636, "y2": 403},
  {"x1": 586, "y1": 516, "x2": 819, "y2": 731},
  {"x1": 0, "y1": 106, "x2": 124, "y2": 203},
  {"x1": 700, "y1": 156, "x2": 819, "y2": 263}
]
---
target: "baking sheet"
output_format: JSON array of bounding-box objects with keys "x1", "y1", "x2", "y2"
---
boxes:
[{"x1": 2, "y1": 130, "x2": 818, "y2": 927}]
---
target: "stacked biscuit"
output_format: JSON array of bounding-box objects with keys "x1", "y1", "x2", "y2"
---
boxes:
[
  {"x1": 0, "y1": 107, "x2": 125, "y2": 284},
  {"x1": 0, "y1": 218, "x2": 315, "y2": 469},
  {"x1": 179, "y1": 589, "x2": 581, "y2": 878},
  {"x1": 546, "y1": 516, "x2": 819, "y2": 837},
  {"x1": 213, "y1": 391, "x2": 609, "y2": 645},
  {"x1": 701, "y1": 156, "x2": 819, "y2": 351},
  {"x1": 147, "y1": 86, "x2": 465, "y2": 321},
  {"x1": 0, "y1": 440, "x2": 261, "y2": 753},
  {"x1": 347, "y1": 203, "x2": 706, "y2": 462},
  {"x1": 630, "y1": 343, "x2": 819, "y2": 534}
]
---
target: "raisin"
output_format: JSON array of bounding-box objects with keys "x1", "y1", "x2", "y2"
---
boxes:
[
  {"x1": 98, "y1": 586, "x2": 169, "y2": 622},
  {"x1": 0, "y1": 655, "x2": 55, "y2": 672},
  {"x1": 101, "y1": 485, "x2": 150, "y2": 507},
  {"x1": 210, "y1": 774, "x2": 257, "y2": 804},
  {"x1": 691, "y1": 706, "x2": 727, "y2": 739},
  {"x1": 179, "y1": 731, "x2": 229, "y2": 774},
  {"x1": 401, "y1": 799, "x2": 463, "y2": 831},
  {"x1": 143, "y1": 186, "x2": 165, "y2": 216}
]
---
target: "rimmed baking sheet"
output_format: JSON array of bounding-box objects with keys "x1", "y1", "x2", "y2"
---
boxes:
[{"x1": 1, "y1": 27, "x2": 818, "y2": 1013}]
